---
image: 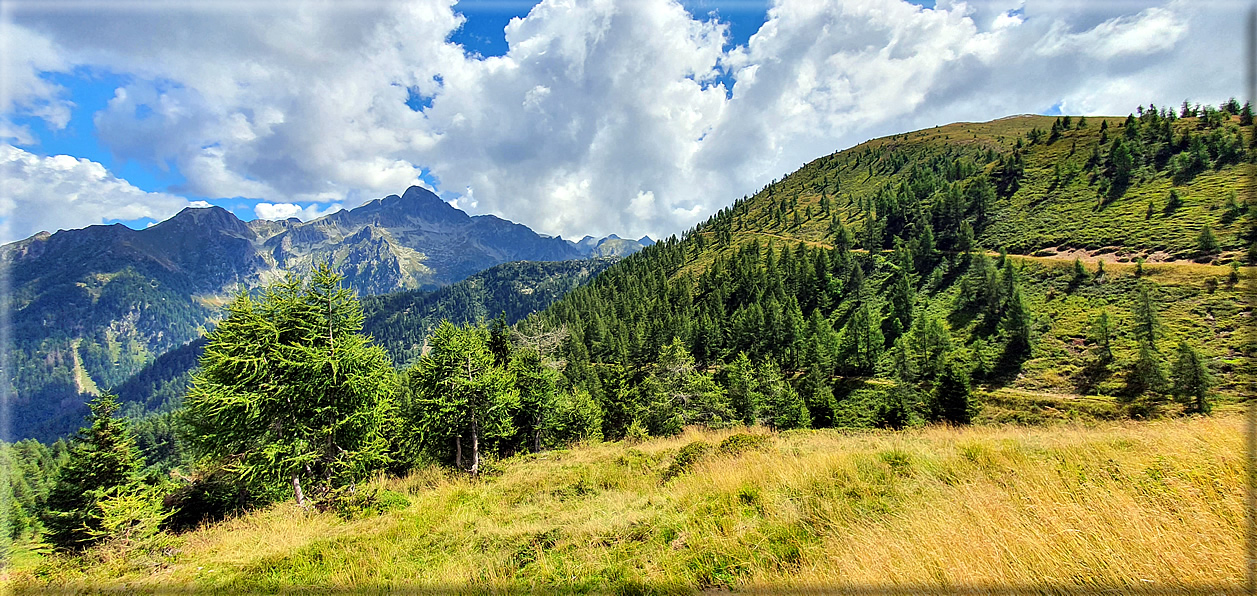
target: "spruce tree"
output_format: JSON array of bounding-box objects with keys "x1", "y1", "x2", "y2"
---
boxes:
[
  {"x1": 757, "y1": 360, "x2": 810, "y2": 430},
  {"x1": 1088, "y1": 310, "x2": 1114, "y2": 365},
  {"x1": 723, "y1": 352, "x2": 762, "y2": 425},
  {"x1": 930, "y1": 356, "x2": 973, "y2": 424},
  {"x1": 42, "y1": 393, "x2": 141, "y2": 551},
  {"x1": 1130, "y1": 342, "x2": 1167, "y2": 396},
  {"x1": 887, "y1": 265, "x2": 915, "y2": 338},
  {"x1": 1072, "y1": 257, "x2": 1089, "y2": 286},
  {"x1": 640, "y1": 338, "x2": 732, "y2": 434},
  {"x1": 841, "y1": 302, "x2": 884, "y2": 374},
  {"x1": 1001, "y1": 286, "x2": 1034, "y2": 357},
  {"x1": 1131, "y1": 285, "x2": 1161, "y2": 346}
]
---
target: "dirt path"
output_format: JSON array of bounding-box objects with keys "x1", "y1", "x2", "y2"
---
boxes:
[{"x1": 727, "y1": 230, "x2": 1247, "y2": 273}]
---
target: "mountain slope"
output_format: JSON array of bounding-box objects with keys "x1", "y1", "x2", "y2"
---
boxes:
[
  {"x1": 2, "y1": 185, "x2": 645, "y2": 442},
  {"x1": 704, "y1": 112, "x2": 1249, "y2": 263},
  {"x1": 526, "y1": 108, "x2": 1253, "y2": 436}
]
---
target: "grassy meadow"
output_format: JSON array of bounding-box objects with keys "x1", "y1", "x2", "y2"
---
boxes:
[{"x1": 8, "y1": 414, "x2": 1247, "y2": 594}]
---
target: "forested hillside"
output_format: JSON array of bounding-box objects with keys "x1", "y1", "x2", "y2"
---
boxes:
[
  {"x1": 526, "y1": 104, "x2": 1254, "y2": 437},
  {"x1": 362, "y1": 259, "x2": 617, "y2": 366}
]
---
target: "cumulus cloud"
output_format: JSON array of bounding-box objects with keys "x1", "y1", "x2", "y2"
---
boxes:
[
  {"x1": 254, "y1": 201, "x2": 344, "y2": 221},
  {"x1": 0, "y1": 145, "x2": 192, "y2": 243},
  {"x1": 1, "y1": 0, "x2": 1234, "y2": 240},
  {"x1": 0, "y1": 20, "x2": 74, "y2": 144}
]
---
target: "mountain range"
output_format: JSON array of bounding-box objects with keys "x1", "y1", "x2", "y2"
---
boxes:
[{"x1": 3, "y1": 186, "x2": 650, "y2": 441}]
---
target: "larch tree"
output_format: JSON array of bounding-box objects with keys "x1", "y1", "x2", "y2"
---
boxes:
[
  {"x1": 181, "y1": 264, "x2": 397, "y2": 505},
  {"x1": 1170, "y1": 341, "x2": 1212, "y2": 413},
  {"x1": 405, "y1": 321, "x2": 518, "y2": 476}
]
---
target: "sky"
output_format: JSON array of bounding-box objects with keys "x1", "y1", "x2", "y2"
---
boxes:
[{"x1": 0, "y1": 0, "x2": 1246, "y2": 244}]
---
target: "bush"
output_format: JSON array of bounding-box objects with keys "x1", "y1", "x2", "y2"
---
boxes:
[
  {"x1": 716, "y1": 433, "x2": 770, "y2": 456},
  {"x1": 89, "y1": 484, "x2": 173, "y2": 554},
  {"x1": 623, "y1": 419, "x2": 650, "y2": 445},
  {"x1": 316, "y1": 486, "x2": 411, "y2": 520},
  {"x1": 162, "y1": 467, "x2": 263, "y2": 533},
  {"x1": 662, "y1": 441, "x2": 711, "y2": 481}
]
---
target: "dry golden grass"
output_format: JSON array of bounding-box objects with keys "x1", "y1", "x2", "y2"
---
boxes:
[{"x1": 9, "y1": 416, "x2": 1248, "y2": 594}]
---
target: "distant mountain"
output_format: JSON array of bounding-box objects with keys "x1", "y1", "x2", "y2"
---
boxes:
[{"x1": 2, "y1": 185, "x2": 641, "y2": 441}]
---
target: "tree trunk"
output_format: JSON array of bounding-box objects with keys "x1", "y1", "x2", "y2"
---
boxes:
[
  {"x1": 471, "y1": 415, "x2": 481, "y2": 477},
  {"x1": 455, "y1": 435, "x2": 463, "y2": 470},
  {"x1": 292, "y1": 474, "x2": 306, "y2": 507}
]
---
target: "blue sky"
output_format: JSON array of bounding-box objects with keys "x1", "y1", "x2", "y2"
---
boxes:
[
  {"x1": 8, "y1": 0, "x2": 779, "y2": 229},
  {"x1": 1, "y1": 0, "x2": 1240, "y2": 242}
]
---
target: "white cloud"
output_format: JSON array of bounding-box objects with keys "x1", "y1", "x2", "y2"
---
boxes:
[
  {"x1": 0, "y1": 20, "x2": 74, "y2": 143},
  {"x1": 0, "y1": 145, "x2": 192, "y2": 243},
  {"x1": 254, "y1": 201, "x2": 343, "y2": 221},
  {"x1": 1035, "y1": 5, "x2": 1187, "y2": 59},
  {"x1": 0, "y1": 0, "x2": 1231, "y2": 241}
]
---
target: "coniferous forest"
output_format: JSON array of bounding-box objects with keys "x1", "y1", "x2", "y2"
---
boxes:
[{"x1": 5, "y1": 104, "x2": 1255, "y2": 591}]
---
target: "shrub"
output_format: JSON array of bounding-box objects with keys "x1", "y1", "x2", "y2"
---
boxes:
[
  {"x1": 716, "y1": 433, "x2": 770, "y2": 456},
  {"x1": 162, "y1": 467, "x2": 263, "y2": 533},
  {"x1": 316, "y1": 486, "x2": 411, "y2": 520},
  {"x1": 623, "y1": 419, "x2": 650, "y2": 445},
  {"x1": 88, "y1": 484, "x2": 173, "y2": 554},
  {"x1": 662, "y1": 441, "x2": 711, "y2": 481}
]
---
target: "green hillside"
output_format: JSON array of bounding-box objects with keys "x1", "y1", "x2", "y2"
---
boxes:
[
  {"x1": 525, "y1": 105, "x2": 1254, "y2": 437},
  {"x1": 722, "y1": 109, "x2": 1250, "y2": 260}
]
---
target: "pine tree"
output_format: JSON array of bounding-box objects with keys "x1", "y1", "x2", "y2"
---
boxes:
[
  {"x1": 1072, "y1": 257, "x2": 1089, "y2": 286},
  {"x1": 41, "y1": 393, "x2": 141, "y2": 551},
  {"x1": 640, "y1": 338, "x2": 732, "y2": 435},
  {"x1": 1131, "y1": 285, "x2": 1161, "y2": 346},
  {"x1": 756, "y1": 360, "x2": 810, "y2": 430},
  {"x1": 1001, "y1": 286, "x2": 1033, "y2": 357},
  {"x1": 1166, "y1": 189, "x2": 1183, "y2": 212},
  {"x1": 1170, "y1": 341, "x2": 1211, "y2": 413},
  {"x1": 1130, "y1": 342, "x2": 1167, "y2": 396},
  {"x1": 956, "y1": 221, "x2": 975, "y2": 257},
  {"x1": 841, "y1": 302, "x2": 884, "y2": 374},
  {"x1": 509, "y1": 348, "x2": 562, "y2": 453},
  {"x1": 182, "y1": 264, "x2": 397, "y2": 502},
  {"x1": 911, "y1": 312, "x2": 951, "y2": 382},
  {"x1": 799, "y1": 363, "x2": 836, "y2": 428},
  {"x1": 887, "y1": 265, "x2": 915, "y2": 338}
]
